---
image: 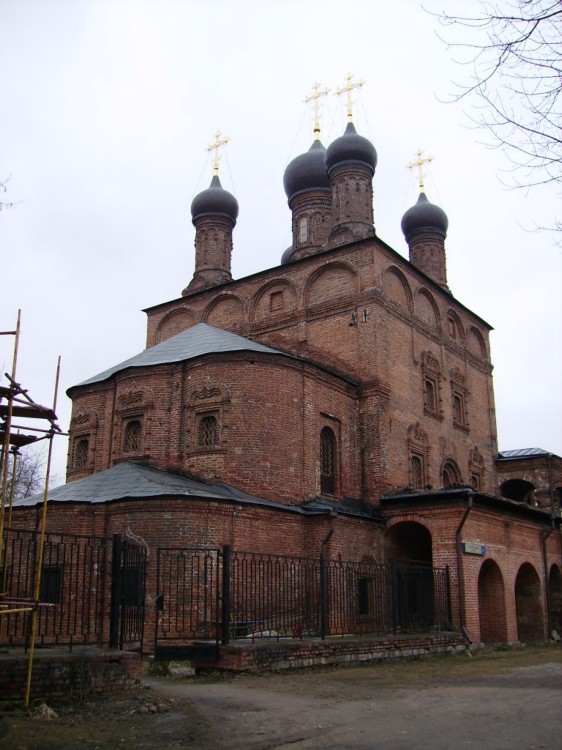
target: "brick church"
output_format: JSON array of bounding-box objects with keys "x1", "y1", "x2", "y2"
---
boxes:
[{"x1": 14, "y1": 96, "x2": 562, "y2": 648}]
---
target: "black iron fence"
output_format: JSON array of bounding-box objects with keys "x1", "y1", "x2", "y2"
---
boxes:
[
  {"x1": 154, "y1": 546, "x2": 452, "y2": 654},
  {"x1": 1, "y1": 528, "x2": 146, "y2": 651}
]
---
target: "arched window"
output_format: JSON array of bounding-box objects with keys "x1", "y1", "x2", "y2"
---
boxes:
[
  {"x1": 74, "y1": 437, "x2": 89, "y2": 468},
  {"x1": 123, "y1": 420, "x2": 142, "y2": 453},
  {"x1": 299, "y1": 216, "x2": 308, "y2": 243},
  {"x1": 410, "y1": 455, "x2": 423, "y2": 489},
  {"x1": 424, "y1": 378, "x2": 436, "y2": 412},
  {"x1": 198, "y1": 414, "x2": 218, "y2": 447},
  {"x1": 442, "y1": 460, "x2": 461, "y2": 488},
  {"x1": 320, "y1": 427, "x2": 337, "y2": 495}
]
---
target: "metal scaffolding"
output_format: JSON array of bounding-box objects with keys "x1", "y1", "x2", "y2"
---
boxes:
[{"x1": 0, "y1": 310, "x2": 64, "y2": 710}]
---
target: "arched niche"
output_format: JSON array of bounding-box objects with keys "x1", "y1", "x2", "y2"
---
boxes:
[
  {"x1": 305, "y1": 262, "x2": 358, "y2": 306},
  {"x1": 251, "y1": 279, "x2": 298, "y2": 323},
  {"x1": 478, "y1": 559, "x2": 508, "y2": 643},
  {"x1": 500, "y1": 478, "x2": 535, "y2": 504},
  {"x1": 382, "y1": 267, "x2": 412, "y2": 312},
  {"x1": 203, "y1": 294, "x2": 246, "y2": 328},
  {"x1": 415, "y1": 288, "x2": 440, "y2": 328},
  {"x1": 467, "y1": 326, "x2": 487, "y2": 359},
  {"x1": 515, "y1": 562, "x2": 545, "y2": 642},
  {"x1": 156, "y1": 309, "x2": 196, "y2": 343}
]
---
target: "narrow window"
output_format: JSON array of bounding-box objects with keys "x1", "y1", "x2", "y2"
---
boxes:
[
  {"x1": 74, "y1": 437, "x2": 89, "y2": 468},
  {"x1": 198, "y1": 414, "x2": 218, "y2": 447},
  {"x1": 320, "y1": 427, "x2": 336, "y2": 495},
  {"x1": 358, "y1": 578, "x2": 370, "y2": 615},
  {"x1": 411, "y1": 455, "x2": 423, "y2": 489},
  {"x1": 471, "y1": 473, "x2": 480, "y2": 491},
  {"x1": 447, "y1": 315, "x2": 457, "y2": 338},
  {"x1": 299, "y1": 216, "x2": 308, "y2": 243},
  {"x1": 452, "y1": 393, "x2": 465, "y2": 426},
  {"x1": 123, "y1": 420, "x2": 142, "y2": 453},
  {"x1": 424, "y1": 378, "x2": 436, "y2": 412},
  {"x1": 41, "y1": 567, "x2": 62, "y2": 604}
]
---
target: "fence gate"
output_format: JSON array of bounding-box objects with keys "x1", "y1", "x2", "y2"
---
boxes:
[
  {"x1": 153, "y1": 547, "x2": 222, "y2": 660},
  {"x1": 109, "y1": 534, "x2": 147, "y2": 651}
]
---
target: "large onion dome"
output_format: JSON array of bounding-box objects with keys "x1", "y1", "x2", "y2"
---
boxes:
[
  {"x1": 401, "y1": 192, "x2": 448, "y2": 241},
  {"x1": 191, "y1": 174, "x2": 239, "y2": 224},
  {"x1": 325, "y1": 122, "x2": 377, "y2": 173},
  {"x1": 283, "y1": 140, "x2": 330, "y2": 202}
]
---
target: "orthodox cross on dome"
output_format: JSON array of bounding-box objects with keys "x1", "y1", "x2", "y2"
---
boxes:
[
  {"x1": 207, "y1": 131, "x2": 230, "y2": 176},
  {"x1": 407, "y1": 149, "x2": 434, "y2": 192},
  {"x1": 335, "y1": 73, "x2": 365, "y2": 122},
  {"x1": 304, "y1": 82, "x2": 330, "y2": 140}
]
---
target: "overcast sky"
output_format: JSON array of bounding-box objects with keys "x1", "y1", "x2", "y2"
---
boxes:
[{"x1": 1, "y1": 0, "x2": 561, "y2": 485}]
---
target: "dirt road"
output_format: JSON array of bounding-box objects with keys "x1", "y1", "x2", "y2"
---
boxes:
[{"x1": 4, "y1": 646, "x2": 562, "y2": 749}]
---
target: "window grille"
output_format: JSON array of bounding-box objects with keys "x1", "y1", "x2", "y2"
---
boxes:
[
  {"x1": 320, "y1": 427, "x2": 336, "y2": 495},
  {"x1": 411, "y1": 455, "x2": 423, "y2": 489},
  {"x1": 74, "y1": 438, "x2": 89, "y2": 468},
  {"x1": 424, "y1": 378, "x2": 436, "y2": 412},
  {"x1": 123, "y1": 420, "x2": 142, "y2": 453},
  {"x1": 198, "y1": 415, "x2": 218, "y2": 447}
]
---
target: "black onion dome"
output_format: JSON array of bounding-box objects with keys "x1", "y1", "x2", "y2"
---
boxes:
[
  {"x1": 191, "y1": 174, "x2": 239, "y2": 224},
  {"x1": 283, "y1": 140, "x2": 330, "y2": 201},
  {"x1": 281, "y1": 245, "x2": 295, "y2": 265},
  {"x1": 325, "y1": 122, "x2": 377, "y2": 173},
  {"x1": 401, "y1": 192, "x2": 448, "y2": 241}
]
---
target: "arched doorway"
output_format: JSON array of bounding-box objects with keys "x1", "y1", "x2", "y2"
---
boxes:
[
  {"x1": 548, "y1": 564, "x2": 562, "y2": 634},
  {"x1": 385, "y1": 521, "x2": 432, "y2": 566},
  {"x1": 385, "y1": 522, "x2": 434, "y2": 630},
  {"x1": 515, "y1": 563, "x2": 544, "y2": 642},
  {"x1": 478, "y1": 559, "x2": 507, "y2": 643}
]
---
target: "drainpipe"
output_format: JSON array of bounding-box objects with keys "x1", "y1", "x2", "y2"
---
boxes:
[
  {"x1": 542, "y1": 517, "x2": 555, "y2": 639},
  {"x1": 455, "y1": 492, "x2": 474, "y2": 644}
]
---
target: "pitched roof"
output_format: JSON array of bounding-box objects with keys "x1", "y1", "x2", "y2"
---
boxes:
[
  {"x1": 72, "y1": 323, "x2": 287, "y2": 389},
  {"x1": 497, "y1": 448, "x2": 554, "y2": 460}
]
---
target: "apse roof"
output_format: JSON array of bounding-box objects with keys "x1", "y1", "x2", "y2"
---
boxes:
[
  {"x1": 72, "y1": 323, "x2": 285, "y2": 389},
  {"x1": 13, "y1": 461, "x2": 302, "y2": 511},
  {"x1": 497, "y1": 448, "x2": 553, "y2": 460}
]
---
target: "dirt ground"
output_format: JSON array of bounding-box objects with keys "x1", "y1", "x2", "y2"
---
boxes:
[{"x1": 2, "y1": 645, "x2": 562, "y2": 750}]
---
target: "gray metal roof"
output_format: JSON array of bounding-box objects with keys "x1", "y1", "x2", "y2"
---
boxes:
[
  {"x1": 14, "y1": 461, "x2": 303, "y2": 511},
  {"x1": 497, "y1": 448, "x2": 552, "y2": 460},
  {"x1": 72, "y1": 323, "x2": 286, "y2": 389}
]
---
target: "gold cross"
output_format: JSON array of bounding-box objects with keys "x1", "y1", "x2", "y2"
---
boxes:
[
  {"x1": 407, "y1": 149, "x2": 434, "y2": 192},
  {"x1": 304, "y1": 82, "x2": 330, "y2": 140},
  {"x1": 335, "y1": 74, "x2": 365, "y2": 122},
  {"x1": 207, "y1": 131, "x2": 230, "y2": 176}
]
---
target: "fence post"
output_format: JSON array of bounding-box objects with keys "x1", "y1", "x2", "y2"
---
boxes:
[
  {"x1": 109, "y1": 534, "x2": 123, "y2": 649},
  {"x1": 320, "y1": 551, "x2": 327, "y2": 640},
  {"x1": 221, "y1": 545, "x2": 231, "y2": 646}
]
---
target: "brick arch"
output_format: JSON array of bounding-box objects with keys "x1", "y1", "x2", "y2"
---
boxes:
[
  {"x1": 156, "y1": 308, "x2": 197, "y2": 343},
  {"x1": 440, "y1": 458, "x2": 463, "y2": 488},
  {"x1": 548, "y1": 564, "x2": 562, "y2": 633},
  {"x1": 467, "y1": 325, "x2": 487, "y2": 359},
  {"x1": 384, "y1": 520, "x2": 433, "y2": 566},
  {"x1": 203, "y1": 293, "x2": 246, "y2": 328},
  {"x1": 478, "y1": 558, "x2": 508, "y2": 644},
  {"x1": 304, "y1": 261, "x2": 359, "y2": 306},
  {"x1": 250, "y1": 278, "x2": 299, "y2": 323},
  {"x1": 444, "y1": 308, "x2": 465, "y2": 345},
  {"x1": 382, "y1": 266, "x2": 413, "y2": 313},
  {"x1": 515, "y1": 562, "x2": 545, "y2": 642},
  {"x1": 414, "y1": 287, "x2": 440, "y2": 328}
]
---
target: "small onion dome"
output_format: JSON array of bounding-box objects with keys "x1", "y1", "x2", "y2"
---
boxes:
[
  {"x1": 325, "y1": 121, "x2": 377, "y2": 174},
  {"x1": 401, "y1": 192, "x2": 448, "y2": 241},
  {"x1": 191, "y1": 174, "x2": 239, "y2": 224},
  {"x1": 283, "y1": 140, "x2": 330, "y2": 202},
  {"x1": 281, "y1": 245, "x2": 295, "y2": 265}
]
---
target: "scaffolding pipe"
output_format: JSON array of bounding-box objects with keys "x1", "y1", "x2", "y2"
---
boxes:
[{"x1": 24, "y1": 355, "x2": 61, "y2": 712}]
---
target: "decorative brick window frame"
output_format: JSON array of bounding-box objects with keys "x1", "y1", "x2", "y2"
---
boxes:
[
  {"x1": 469, "y1": 446, "x2": 485, "y2": 490},
  {"x1": 115, "y1": 389, "x2": 153, "y2": 461},
  {"x1": 407, "y1": 422, "x2": 430, "y2": 490},
  {"x1": 186, "y1": 384, "x2": 230, "y2": 455},
  {"x1": 421, "y1": 351, "x2": 442, "y2": 421},
  {"x1": 68, "y1": 411, "x2": 99, "y2": 474},
  {"x1": 450, "y1": 368, "x2": 469, "y2": 432}
]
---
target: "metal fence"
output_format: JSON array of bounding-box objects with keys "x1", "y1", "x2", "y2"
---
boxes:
[
  {"x1": 153, "y1": 546, "x2": 452, "y2": 654},
  {"x1": 1, "y1": 528, "x2": 146, "y2": 651}
]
